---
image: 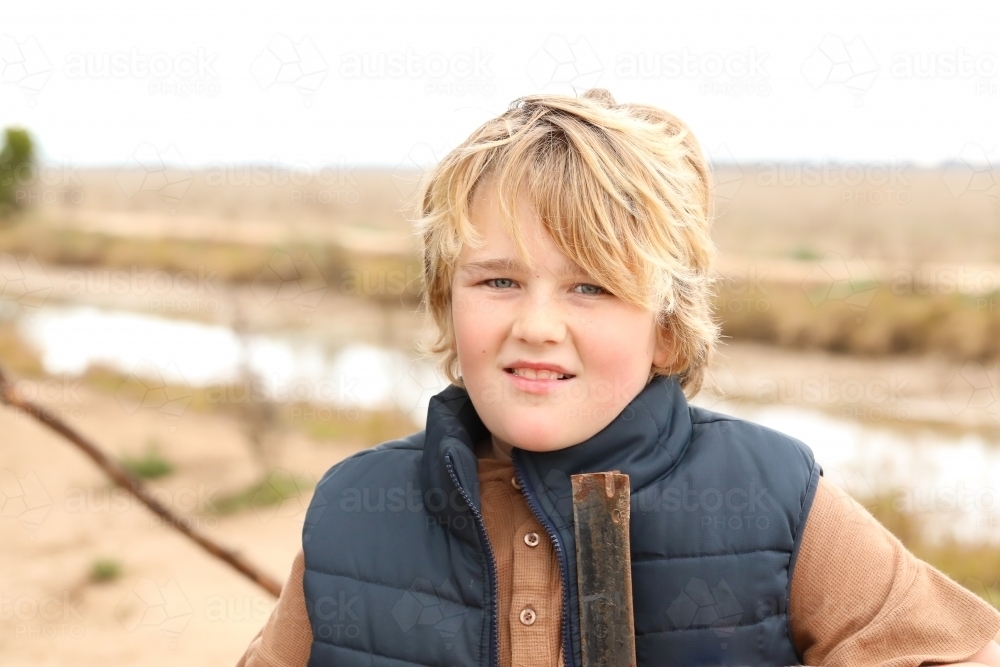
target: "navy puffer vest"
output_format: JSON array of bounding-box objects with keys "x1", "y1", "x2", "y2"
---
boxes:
[{"x1": 302, "y1": 375, "x2": 822, "y2": 667}]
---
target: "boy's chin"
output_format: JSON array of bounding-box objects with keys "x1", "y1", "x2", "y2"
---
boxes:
[
  {"x1": 509, "y1": 438, "x2": 577, "y2": 454},
  {"x1": 495, "y1": 419, "x2": 593, "y2": 454}
]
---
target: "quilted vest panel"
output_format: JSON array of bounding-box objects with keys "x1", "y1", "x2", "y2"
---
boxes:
[{"x1": 301, "y1": 376, "x2": 821, "y2": 667}]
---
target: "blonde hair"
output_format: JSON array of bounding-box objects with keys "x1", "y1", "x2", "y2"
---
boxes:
[{"x1": 414, "y1": 88, "x2": 720, "y2": 398}]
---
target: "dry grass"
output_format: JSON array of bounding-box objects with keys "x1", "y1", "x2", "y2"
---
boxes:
[
  {"x1": 12, "y1": 164, "x2": 999, "y2": 263},
  {"x1": 0, "y1": 220, "x2": 421, "y2": 305},
  {"x1": 715, "y1": 280, "x2": 1000, "y2": 361},
  {"x1": 21, "y1": 166, "x2": 420, "y2": 231},
  {"x1": 710, "y1": 165, "x2": 1000, "y2": 264},
  {"x1": 75, "y1": 362, "x2": 418, "y2": 447}
]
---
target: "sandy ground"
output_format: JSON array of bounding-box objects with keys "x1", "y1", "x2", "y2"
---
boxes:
[{"x1": 0, "y1": 377, "x2": 364, "y2": 667}]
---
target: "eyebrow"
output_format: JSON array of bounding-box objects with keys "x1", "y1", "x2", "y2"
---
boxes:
[{"x1": 459, "y1": 257, "x2": 592, "y2": 278}]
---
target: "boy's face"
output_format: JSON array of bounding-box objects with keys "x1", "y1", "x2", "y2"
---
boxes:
[{"x1": 451, "y1": 177, "x2": 670, "y2": 457}]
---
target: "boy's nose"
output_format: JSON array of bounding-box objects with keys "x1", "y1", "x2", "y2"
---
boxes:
[{"x1": 510, "y1": 299, "x2": 567, "y2": 345}]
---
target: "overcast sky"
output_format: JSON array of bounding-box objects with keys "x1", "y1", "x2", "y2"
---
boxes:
[{"x1": 2, "y1": 1, "x2": 999, "y2": 169}]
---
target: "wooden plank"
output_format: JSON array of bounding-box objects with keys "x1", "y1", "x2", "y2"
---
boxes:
[{"x1": 572, "y1": 471, "x2": 636, "y2": 667}]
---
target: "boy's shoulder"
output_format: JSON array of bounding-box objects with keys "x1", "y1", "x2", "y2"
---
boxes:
[
  {"x1": 687, "y1": 403, "x2": 818, "y2": 468},
  {"x1": 314, "y1": 429, "x2": 426, "y2": 486},
  {"x1": 368, "y1": 429, "x2": 426, "y2": 453}
]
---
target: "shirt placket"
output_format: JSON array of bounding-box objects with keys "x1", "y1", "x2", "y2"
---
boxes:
[{"x1": 509, "y1": 480, "x2": 557, "y2": 667}]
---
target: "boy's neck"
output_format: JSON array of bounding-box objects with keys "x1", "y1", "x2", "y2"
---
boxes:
[{"x1": 474, "y1": 435, "x2": 513, "y2": 465}]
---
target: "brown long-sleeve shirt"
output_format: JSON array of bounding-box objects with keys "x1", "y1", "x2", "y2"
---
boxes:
[{"x1": 237, "y1": 451, "x2": 1000, "y2": 667}]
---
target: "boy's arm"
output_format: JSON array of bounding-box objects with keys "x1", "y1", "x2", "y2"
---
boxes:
[
  {"x1": 235, "y1": 549, "x2": 312, "y2": 667},
  {"x1": 951, "y1": 638, "x2": 1000, "y2": 666},
  {"x1": 788, "y1": 476, "x2": 1000, "y2": 667}
]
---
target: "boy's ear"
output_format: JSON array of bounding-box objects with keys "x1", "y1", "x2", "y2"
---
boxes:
[{"x1": 652, "y1": 323, "x2": 675, "y2": 369}]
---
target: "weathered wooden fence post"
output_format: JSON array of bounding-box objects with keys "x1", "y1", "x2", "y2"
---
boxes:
[{"x1": 572, "y1": 471, "x2": 637, "y2": 667}]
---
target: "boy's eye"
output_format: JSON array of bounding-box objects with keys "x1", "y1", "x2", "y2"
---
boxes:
[
  {"x1": 479, "y1": 278, "x2": 606, "y2": 294},
  {"x1": 574, "y1": 283, "x2": 607, "y2": 296}
]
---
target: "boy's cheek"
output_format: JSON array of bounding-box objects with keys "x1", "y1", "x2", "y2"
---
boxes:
[
  {"x1": 453, "y1": 297, "x2": 512, "y2": 353},
  {"x1": 577, "y1": 331, "x2": 645, "y2": 376},
  {"x1": 452, "y1": 324, "x2": 503, "y2": 393},
  {"x1": 453, "y1": 312, "x2": 495, "y2": 357},
  {"x1": 452, "y1": 293, "x2": 502, "y2": 330},
  {"x1": 580, "y1": 312, "x2": 658, "y2": 368}
]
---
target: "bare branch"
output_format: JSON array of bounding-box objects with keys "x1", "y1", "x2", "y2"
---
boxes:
[{"x1": 0, "y1": 363, "x2": 282, "y2": 598}]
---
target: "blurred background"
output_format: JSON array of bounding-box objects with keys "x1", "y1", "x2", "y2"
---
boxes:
[{"x1": 1, "y1": 2, "x2": 999, "y2": 665}]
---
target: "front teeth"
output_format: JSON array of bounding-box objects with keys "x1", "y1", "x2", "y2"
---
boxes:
[{"x1": 510, "y1": 368, "x2": 569, "y2": 380}]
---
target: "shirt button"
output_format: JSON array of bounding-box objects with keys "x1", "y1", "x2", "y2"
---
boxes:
[
  {"x1": 519, "y1": 607, "x2": 537, "y2": 625},
  {"x1": 511, "y1": 475, "x2": 521, "y2": 490},
  {"x1": 523, "y1": 532, "x2": 540, "y2": 547}
]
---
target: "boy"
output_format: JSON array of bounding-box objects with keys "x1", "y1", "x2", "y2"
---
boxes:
[{"x1": 238, "y1": 89, "x2": 1000, "y2": 666}]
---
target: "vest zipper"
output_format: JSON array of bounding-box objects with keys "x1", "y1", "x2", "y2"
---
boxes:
[
  {"x1": 444, "y1": 454, "x2": 500, "y2": 667},
  {"x1": 511, "y1": 456, "x2": 575, "y2": 667}
]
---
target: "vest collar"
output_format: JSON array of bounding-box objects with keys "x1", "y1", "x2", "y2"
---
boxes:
[{"x1": 420, "y1": 374, "x2": 693, "y2": 538}]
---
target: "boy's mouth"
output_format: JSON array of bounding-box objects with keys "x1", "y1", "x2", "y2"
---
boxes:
[{"x1": 503, "y1": 367, "x2": 575, "y2": 380}]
